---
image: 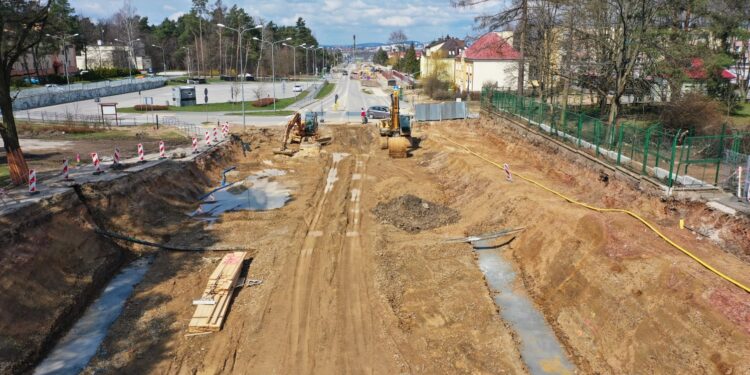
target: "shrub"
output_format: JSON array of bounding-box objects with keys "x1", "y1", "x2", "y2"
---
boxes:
[
  {"x1": 134, "y1": 104, "x2": 169, "y2": 111},
  {"x1": 432, "y1": 89, "x2": 454, "y2": 101},
  {"x1": 659, "y1": 93, "x2": 723, "y2": 135},
  {"x1": 420, "y1": 74, "x2": 450, "y2": 98},
  {"x1": 252, "y1": 97, "x2": 276, "y2": 107}
]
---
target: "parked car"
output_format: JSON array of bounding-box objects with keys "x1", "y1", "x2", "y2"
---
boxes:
[
  {"x1": 367, "y1": 105, "x2": 390, "y2": 119},
  {"x1": 292, "y1": 84, "x2": 303, "y2": 92},
  {"x1": 23, "y1": 77, "x2": 40, "y2": 84}
]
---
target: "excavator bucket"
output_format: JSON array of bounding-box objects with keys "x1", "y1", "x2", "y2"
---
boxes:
[{"x1": 388, "y1": 136, "x2": 411, "y2": 158}]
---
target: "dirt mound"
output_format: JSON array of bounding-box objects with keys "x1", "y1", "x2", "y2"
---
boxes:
[{"x1": 372, "y1": 194, "x2": 459, "y2": 233}]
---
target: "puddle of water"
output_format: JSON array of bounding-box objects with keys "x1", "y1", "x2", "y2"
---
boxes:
[
  {"x1": 34, "y1": 257, "x2": 152, "y2": 375},
  {"x1": 192, "y1": 169, "x2": 291, "y2": 219},
  {"x1": 474, "y1": 239, "x2": 575, "y2": 375}
]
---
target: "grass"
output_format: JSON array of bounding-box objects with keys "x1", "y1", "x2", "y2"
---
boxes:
[
  {"x1": 315, "y1": 82, "x2": 335, "y2": 100},
  {"x1": 64, "y1": 129, "x2": 187, "y2": 142},
  {"x1": 0, "y1": 165, "x2": 9, "y2": 186},
  {"x1": 117, "y1": 89, "x2": 309, "y2": 113},
  {"x1": 224, "y1": 110, "x2": 295, "y2": 116}
]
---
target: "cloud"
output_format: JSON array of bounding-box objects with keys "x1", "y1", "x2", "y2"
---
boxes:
[
  {"x1": 376, "y1": 16, "x2": 416, "y2": 27},
  {"x1": 168, "y1": 11, "x2": 185, "y2": 21}
]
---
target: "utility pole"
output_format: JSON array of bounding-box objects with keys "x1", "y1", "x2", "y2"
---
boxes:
[
  {"x1": 255, "y1": 36, "x2": 292, "y2": 111},
  {"x1": 353, "y1": 34, "x2": 356, "y2": 64}
]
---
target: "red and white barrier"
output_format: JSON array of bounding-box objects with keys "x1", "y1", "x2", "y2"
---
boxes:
[
  {"x1": 205, "y1": 131, "x2": 211, "y2": 146},
  {"x1": 159, "y1": 140, "x2": 166, "y2": 158},
  {"x1": 114, "y1": 148, "x2": 121, "y2": 165},
  {"x1": 61, "y1": 159, "x2": 71, "y2": 180},
  {"x1": 213, "y1": 127, "x2": 218, "y2": 143},
  {"x1": 192, "y1": 137, "x2": 198, "y2": 153},
  {"x1": 28, "y1": 169, "x2": 38, "y2": 194},
  {"x1": 91, "y1": 152, "x2": 102, "y2": 174},
  {"x1": 503, "y1": 163, "x2": 513, "y2": 182},
  {"x1": 76, "y1": 153, "x2": 81, "y2": 165},
  {"x1": 137, "y1": 143, "x2": 145, "y2": 162}
]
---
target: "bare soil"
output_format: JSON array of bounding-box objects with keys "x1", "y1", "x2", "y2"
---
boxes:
[{"x1": 6, "y1": 116, "x2": 749, "y2": 374}]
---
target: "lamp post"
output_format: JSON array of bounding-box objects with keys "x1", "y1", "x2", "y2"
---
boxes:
[
  {"x1": 151, "y1": 44, "x2": 167, "y2": 74},
  {"x1": 46, "y1": 33, "x2": 78, "y2": 90},
  {"x1": 114, "y1": 37, "x2": 140, "y2": 80},
  {"x1": 283, "y1": 43, "x2": 306, "y2": 79},
  {"x1": 254, "y1": 36, "x2": 292, "y2": 111},
  {"x1": 217, "y1": 23, "x2": 262, "y2": 131},
  {"x1": 303, "y1": 45, "x2": 310, "y2": 75},
  {"x1": 181, "y1": 46, "x2": 191, "y2": 77}
]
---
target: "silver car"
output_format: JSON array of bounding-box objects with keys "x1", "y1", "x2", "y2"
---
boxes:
[{"x1": 367, "y1": 105, "x2": 390, "y2": 119}]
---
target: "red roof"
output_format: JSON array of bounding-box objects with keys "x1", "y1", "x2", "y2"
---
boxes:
[
  {"x1": 463, "y1": 33, "x2": 520, "y2": 60},
  {"x1": 721, "y1": 69, "x2": 736, "y2": 79}
]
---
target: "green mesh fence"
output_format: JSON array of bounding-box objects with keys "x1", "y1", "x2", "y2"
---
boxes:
[{"x1": 480, "y1": 89, "x2": 748, "y2": 188}]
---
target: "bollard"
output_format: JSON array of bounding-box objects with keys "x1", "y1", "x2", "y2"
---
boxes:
[
  {"x1": 213, "y1": 127, "x2": 219, "y2": 143},
  {"x1": 61, "y1": 159, "x2": 73, "y2": 181},
  {"x1": 91, "y1": 152, "x2": 103, "y2": 175},
  {"x1": 192, "y1": 137, "x2": 198, "y2": 154},
  {"x1": 28, "y1": 169, "x2": 39, "y2": 195},
  {"x1": 159, "y1": 140, "x2": 166, "y2": 159},
  {"x1": 114, "y1": 148, "x2": 121, "y2": 165},
  {"x1": 503, "y1": 163, "x2": 513, "y2": 182},
  {"x1": 205, "y1": 131, "x2": 211, "y2": 146}
]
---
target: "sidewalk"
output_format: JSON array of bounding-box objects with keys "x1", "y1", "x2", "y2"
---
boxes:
[{"x1": 0, "y1": 136, "x2": 230, "y2": 217}]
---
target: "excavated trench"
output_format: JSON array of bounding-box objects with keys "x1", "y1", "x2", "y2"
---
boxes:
[{"x1": 0, "y1": 141, "x2": 239, "y2": 374}]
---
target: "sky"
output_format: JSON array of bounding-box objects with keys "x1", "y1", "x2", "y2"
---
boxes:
[{"x1": 70, "y1": 0, "x2": 502, "y2": 45}]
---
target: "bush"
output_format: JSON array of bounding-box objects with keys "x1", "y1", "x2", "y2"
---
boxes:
[
  {"x1": 134, "y1": 104, "x2": 169, "y2": 111},
  {"x1": 420, "y1": 74, "x2": 450, "y2": 98},
  {"x1": 659, "y1": 93, "x2": 723, "y2": 135},
  {"x1": 79, "y1": 67, "x2": 133, "y2": 81},
  {"x1": 432, "y1": 89, "x2": 454, "y2": 101},
  {"x1": 251, "y1": 98, "x2": 276, "y2": 107}
]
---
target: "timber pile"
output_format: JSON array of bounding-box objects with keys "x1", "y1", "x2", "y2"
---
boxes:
[{"x1": 188, "y1": 251, "x2": 246, "y2": 333}]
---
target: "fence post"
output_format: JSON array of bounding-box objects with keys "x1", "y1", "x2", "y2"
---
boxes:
[
  {"x1": 576, "y1": 114, "x2": 583, "y2": 147},
  {"x1": 617, "y1": 124, "x2": 625, "y2": 165},
  {"x1": 595, "y1": 120, "x2": 601, "y2": 156},
  {"x1": 642, "y1": 126, "x2": 653, "y2": 175},
  {"x1": 654, "y1": 130, "x2": 663, "y2": 171},
  {"x1": 667, "y1": 130, "x2": 680, "y2": 187},
  {"x1": 715, "y1": 124, "x2": 727, "y2": 185}
]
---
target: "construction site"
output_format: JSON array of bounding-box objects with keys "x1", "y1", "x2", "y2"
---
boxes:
[{"x1": 2, "y1": 92, "x2": 750, "y2": 375}]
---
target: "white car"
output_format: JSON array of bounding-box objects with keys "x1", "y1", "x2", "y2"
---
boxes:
[{"x1": 292, "y1": 84, "x2": 303, "y2": 92}]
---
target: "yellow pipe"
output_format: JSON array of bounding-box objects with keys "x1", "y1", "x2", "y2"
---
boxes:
[{"x1": 438, "y1": 135, "x2": 750, "y2": 293}]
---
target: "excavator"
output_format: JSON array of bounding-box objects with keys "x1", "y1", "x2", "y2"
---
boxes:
[
  {"x1": 274, "y1": 111, "x2": 323, "y2": 155},
  {"x1": 379, "y1": 89, "x2": 412, "y2": 158}
]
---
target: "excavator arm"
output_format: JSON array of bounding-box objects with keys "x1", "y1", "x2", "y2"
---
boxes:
[{"x1": 279, "y1": 112, "x2": 302, "y2": 151}]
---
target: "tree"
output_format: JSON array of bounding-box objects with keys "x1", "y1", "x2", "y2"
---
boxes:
[
  {"x1": 399, "y1": 43, "x2": 419, "y2": 75},
  {"x1": 388, "y1": 30, "x2": 408, "y2": 50},
  {"x1": 0, "y1": 0, "x2": 52, "y2": 184},
  {"x1": 373, "y1": 48, "x2": 388, "y2": 65}
]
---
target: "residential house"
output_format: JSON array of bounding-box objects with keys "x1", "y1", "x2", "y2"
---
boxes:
[
  {"x1": 455, "y1": 32, "x2": 521, "y2": 93},
  {"x1": 76, "y1": 41, "x2": 152, "y2": 71},
  {"x1": 420, "y1": 37, "x2": 465, "y2": 83},
  {"x1": 12, "y1": 46, "x2": 78, "y2": 78}
]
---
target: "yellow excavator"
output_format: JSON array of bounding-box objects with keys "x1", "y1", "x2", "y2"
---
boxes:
[
  {"x1": 274, "y1": 111, "x2": 323, "y2": 155},
  {"x1": 379, "y1": 90, "x2": 412, "y2": 158}
]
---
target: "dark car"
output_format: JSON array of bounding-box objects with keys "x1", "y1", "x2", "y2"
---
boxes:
[{"x1": 367, "y1": 105, "x2": 390, "y2": 119}]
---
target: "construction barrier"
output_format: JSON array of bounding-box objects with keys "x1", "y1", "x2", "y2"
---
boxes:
[
  {"x1": 205, "y1": 131, "x2": 211, "y2": 146},
  {"x1": 159, "y1": 141, "x2": 166, "y2": 159},
  {"x1": 61, "y1": 159, "x2": 70, "y2": 180},
  {"x1": 91, "y1": 153, "x2": 102, "y2": 174},
  {"x1": 114, "y1": 148, "x2": 121, "y2": 165},
  {"x1": 28, "y1": 170, "x2": 37, "y2": 194},
  {"x1": 137, "y1": 143, "x2": 145, "y2": 162},
  {"x1": 192, "y1": 137, "x2": 198, "y2": 153}
]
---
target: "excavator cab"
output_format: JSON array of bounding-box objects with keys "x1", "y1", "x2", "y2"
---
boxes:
[{"x1": 304, "y1": 112, "x2": 319, "y2": 135}]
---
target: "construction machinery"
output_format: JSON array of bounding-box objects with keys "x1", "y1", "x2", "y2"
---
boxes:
[
  {"x1": 379, "y1": 89, "x2": 412, "y2": 158},
  {"x1": 274, "y1": 111, "x2": 322, "y2": 155}
]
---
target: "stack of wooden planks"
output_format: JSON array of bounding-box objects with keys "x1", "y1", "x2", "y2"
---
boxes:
[{"x1": 188, "y1": 251, "x2": 246, "y2": 333}]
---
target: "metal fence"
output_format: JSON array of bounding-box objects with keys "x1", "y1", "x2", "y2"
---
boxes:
[
  {"x1": 482, "y1": 89, "x2": 750, "y2": 194},
  {"x1": 415, "y1": 102, "x2": 468, "y2": 121},
  {"x1": 13, "y1": 77, "x2": 168, "y2": 99}
]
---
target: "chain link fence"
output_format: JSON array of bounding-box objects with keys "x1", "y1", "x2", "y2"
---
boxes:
[{"x1": 482, "y1": 89, "x2": 750, "y2": 198}]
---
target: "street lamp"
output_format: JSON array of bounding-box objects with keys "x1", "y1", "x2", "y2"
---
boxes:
[
  {"x1": 46, "y1": 33, "x2": 78, "y2": 90},
  {"x1": 152, "y1": 44, "x2": 167, "y2": 74},
  {"x1": 253, "y1": 36, "x2": 292, "y2": 111},
  {"x1": 283, "y1": 42, "x2": 306, "y2": 79},
  {"x1": 114, "y1": 37, "x2": 141, "y2": 79},
  {"x1": 218, "y1": 23, "x2": 262, "y2": 131}
]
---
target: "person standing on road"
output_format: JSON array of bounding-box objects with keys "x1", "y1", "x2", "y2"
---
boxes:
[{"x1": 361, "y1": 107, "x2": 367, "y2": 124}]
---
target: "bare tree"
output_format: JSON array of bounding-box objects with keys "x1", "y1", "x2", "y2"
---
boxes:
[
  {"x1": 0, "y1": 0, "x2": 52, "y2": 184},
  {"x1": 388, "y1": 30, "x2": 408, "y2": 50}
]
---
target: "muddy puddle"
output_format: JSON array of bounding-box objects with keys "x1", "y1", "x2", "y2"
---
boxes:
[
  {"x1": 474, "y1": 239, "x2": 575, "y2": 375},
  {"x1": 34, "y1": 257, "x2": 152, "y2": 375},
  {"x1": 192, "y1": 169, "x2": 291, "y2": 220}
]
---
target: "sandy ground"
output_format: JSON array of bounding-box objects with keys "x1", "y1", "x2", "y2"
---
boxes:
[{"x1": 73, "y1": 119, "x2": 749, "y2": 374}]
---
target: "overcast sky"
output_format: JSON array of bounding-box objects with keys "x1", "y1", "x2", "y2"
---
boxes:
[{"x1": 71, "y1": 0, "x2": 501, "y2": 45}]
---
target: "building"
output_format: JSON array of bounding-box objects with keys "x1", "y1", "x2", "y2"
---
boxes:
[
  {"x1": 455, "y1": 32, "x2": 521, "y2": 93},
  {"x1": 76, "y1": 42, "x2": 152, "y2": 71},
  {"x1": 419, "y1": 37, "x2": 465, "y2": 82},
  {"x1": 11, "y1": 46, "x2": 78, "y2": 78}
]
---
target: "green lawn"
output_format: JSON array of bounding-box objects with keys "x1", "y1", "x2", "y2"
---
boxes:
[
  {"x1": 315, "y1": 82, "x2": 335, "y2": 100},
  {"x1": 224, "y1": 110, "x2": 295, "y2": 116},
  {"x1": 729, "y1": 102, "x2": 750, "y2": 128},
  {"x1": 118, "y1": 89, "x2": 309, "y2": 113}
]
